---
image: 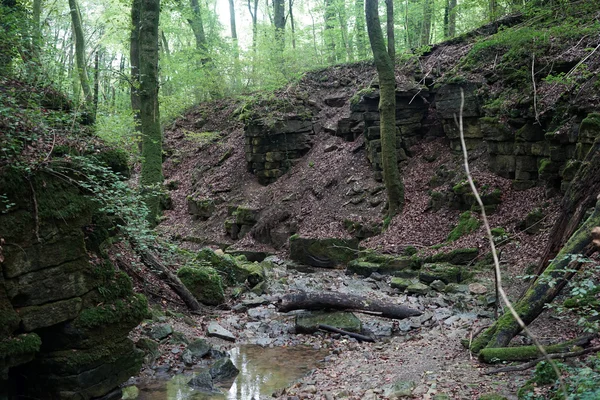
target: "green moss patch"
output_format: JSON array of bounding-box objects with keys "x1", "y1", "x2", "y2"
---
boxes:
[
  {"x1": 0, "y1": 333, "x2": 41, "y2": 357},
  {"x1": 178, "y1": 266, "x2": 225, "y2": 306},
  {"x1": 75, "y1": 294, "x2": 148, "y2": 329},
  {"x1": 447, "y1": 212, "x2": 480, "y2": 241}
]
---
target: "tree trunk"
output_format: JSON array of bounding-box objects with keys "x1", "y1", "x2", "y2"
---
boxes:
[
  {"x1": 273, "y1": 0, "x2": 285, "y2": 52},
  {"x1": 336, "y1": 1, "x2": 351, "y2": 61},
  {"x1": 355, "y1": 0, "x2": 367, "y2": 59},
  {"x1": 324, "y1": 0, "x2": 336, "y2": 64},
  {"x1": 489, "y1": 0, "x2": 497, "y2": 21},
  {"x1": 288, "y1": 0, "x2": 296, "y2": 49},
  {"x1": 385, "y1": 0, "x2": 394, "y2": 60},
  {"x1": 138, "y1": 0, "x2": 163, "y2": 223},
  {"x1": 278, "y1": 291, "x2": 421, "y2": 319},
  {"x1": 68, "y1": 0, "x2": 93, "y2": 122},
  {"x1": 366, "y1": 0, "x2": 404, "y2": 217},
  {"x1": 138, "y1": 250, "x2": 202, "y2": 312},
  {"x1": 92, "y1": 50, "x2": 99, "y2": 122},
  {"x1": 130, "y1": 0, "x2": 142, "y2": 149},
  {"x1": 444, "y1": 0, "x2": 456, "y2": 39},
  {"x1": 188, "y1": 0, "x2": 209, "y2": 64},
  {"x1": 421, "y1": 0, "x2": 432, "y2": 46},
  {"x1": 471, "y1": 197, "x2": 600, "y2": 353}
]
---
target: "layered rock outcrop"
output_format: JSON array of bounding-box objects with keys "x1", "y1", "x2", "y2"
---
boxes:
[{"x1": 0, "y1": 169, "x2": 147, "y2": 399}]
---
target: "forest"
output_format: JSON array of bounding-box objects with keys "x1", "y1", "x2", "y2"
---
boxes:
[{"x1": 2, "y1": 0, "x2": 600, "y2": 399}]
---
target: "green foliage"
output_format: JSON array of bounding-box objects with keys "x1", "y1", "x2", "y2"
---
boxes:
[{"x1": 447, "y1": 212, "x2": 480, "y2": 241}]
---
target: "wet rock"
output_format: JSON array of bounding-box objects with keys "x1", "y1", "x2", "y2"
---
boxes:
[
  {"x1": 210, "y1": 348, "x2": 229, "y2": 359},
  {"x1": 207, "y1": 322, "x2": 236, "y2": 342},
  {"x1": 295, "y1": 311, "x2": 362, "y2": 334},
  {"x1": 148, "y1": 324, "x2": 173, "y2": 340},
  {"x1": 187, "y1": 370, "x2": 220, "y2": 393},
  {"x1": 209, "y1": 357, "x2": 239, "y2": 382},
  {"x1": 187, "y1": 338, "x2": 212, "y2": 358}
]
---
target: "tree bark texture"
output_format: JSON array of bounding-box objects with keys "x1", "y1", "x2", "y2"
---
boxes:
[
  {"x1": 355, "y1": 0, "x2": 367, "y2": 59},
  {"x1": 188, "y1": 0, "x2": 209, "y2": 64},
  {"x1": 385, "y1": 0, "x2": 394, "y2": 60},
  {"x1": 365, "y1": 0, "x2": 404, "y2": 217},
  {"x1": 139, "y1": 0, "x2": 163, "y2": 223},
  {"x1": 471, "y1": 198, "x2": 600, "y2": 353},
  {"x1": 421, "y1": 0, "x2": 432, "y2": 46},
  {"x1": 324, "y1": 0, "x2": 336, "y2": 64},
  {"x1": 273, "y1": 0, "x2": 285, "y2": 51},
  {"x1": 130, "y1": 0, "x2": 142, "y2": 143},
  {"x1": 68, "y1": 0, "x2": 93, "y2": 119},
  {"x1": 278, "y1": 291, "x2": 421, "y2": 320}
]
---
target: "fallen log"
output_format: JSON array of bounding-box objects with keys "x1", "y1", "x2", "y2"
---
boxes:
[
  {"x1": 277, "y1": 291, "x2": 422, "y2": 320},
  {"x1": 486, "y1": 345, "x2": 600, "y2": 375},
  {"x1": 470, "y1": 197, "x2": 600, "y2": 353},
  {"x1": 138, "y1": 249, "x2": 203, "y2": 313},
  {"x1": 478, "y1": 334, "x2": 596, "y2": 364},
  {"x1": 318, "y1": 324, "x2": 375, "y2": 342}
]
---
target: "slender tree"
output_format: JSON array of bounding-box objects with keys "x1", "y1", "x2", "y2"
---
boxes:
[
  {"x1": 247, "y1": 0, "x2": 258, "y2": 56},
  {"x1": 138, "y1": 0, "x2": 163, "y2": 223},
  {"x1": 385, "y1": 0, "x2": 394, "y2": 60},
  {"x1": 273, "y1": 0, "x2": 286, "y2": 52},
  {"x1": 355, "y1": 0, "x2": 367, "y2": 59},
  {"x1": 130, "y1": 0, "x2": 142, "y2": 147},
  {"x1": 444, "y1": 0, "x2": 457, "y2": 39},
  {"x1": 324, "y1": 0, "x2": 336, "y2": 63},
  {"x1": 365, "y1": 0, "x2": 404, "y2": 217},
  {"x1": 68, "y1": 0, "x2": 94, "y2": 121},
  {"x1": 188, "y1": 0, "x2": 209, "y2": 63},
  {"x1": 421, "y1": 0, "x2": 432, "y2": 46},
  {"x1": 288, "y1": 0, "x2": 296, "y2": 49}
]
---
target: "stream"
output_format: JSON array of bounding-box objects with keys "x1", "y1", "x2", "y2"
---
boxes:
[{"x1": 133, "y1": 345, "x2": 328, "y2": 400}]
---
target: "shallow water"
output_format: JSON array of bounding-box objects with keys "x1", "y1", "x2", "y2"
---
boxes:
[{"x1": 135, "y1": 345, "x2": 327, "y2": 400}]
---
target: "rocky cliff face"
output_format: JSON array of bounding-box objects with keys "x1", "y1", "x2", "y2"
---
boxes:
[{"x1": 0, "y1": 168, "x2": 147, "y2": 399}]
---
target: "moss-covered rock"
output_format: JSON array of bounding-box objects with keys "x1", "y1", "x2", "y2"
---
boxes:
[
  {"x1": 74, "y1": 294, "x2": 148, "y2": 330},
  {"x1": 427, "y1": 248, "x2": 479, "y2": 265},
  {"x1": 197, "y1": 248, "x2": 249, "y2": 285},
  {"x1": 406, "y1": 282, "x2": 430, "y2": 295},
  {"x1": 419, "y1": 263, "x2": 473, "y2": 284},
  {"x1": 289, "y1": 237, "x2": 359, "y2": 267},
  {"x1": 178, "y1": 266, "x2": 225, "y2": 305},
  {"x1": 447, "y1": 212, "x2": 480, "y2": 241},
  {"x1": 187, "y1": 197, "x2": 216, "y2": 220},
  {"x1": 518, "y1": 208, "x2": 544, "y2": 234},
  {"x1": 295, "y1": 311, "x2": 362, "y2": 333},
  {"x1": 391, "y1": 277, "x2": 414, "y2": 291},
  {"x1": 90, "y1": 148, "x2": 130, "y2": 178}
]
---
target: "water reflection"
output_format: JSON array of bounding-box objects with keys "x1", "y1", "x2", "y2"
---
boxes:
[{"x1": 136, "y1": 345, "x2": 326, "y2": 400}]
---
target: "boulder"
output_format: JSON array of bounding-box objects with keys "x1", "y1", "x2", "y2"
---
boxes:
[
  {"x1": 419, "y1": 263, "x2": 473, "y2": 284},
  {"x1": 177, "y1": 265, "x2": 225, "y2": 306},
  {"x1": 207, "y1": 322, "x2": 236, "y2": 342},
  {"x1": 148, "y1": 324, "x2": 173, "y2": 341},
  {"x1": 187, "y1": 197, "x2": 216, "y2": 220},
  {"x1": 295, "y1": 311, "x2": 362, "y2": 334},
  {"x1": 209, "y1": 357, "x2": 239, "y2": 382},
  {"x1": 187, "y1": 370, "x2": 220, "y2": 393}
]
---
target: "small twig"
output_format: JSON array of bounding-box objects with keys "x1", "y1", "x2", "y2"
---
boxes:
[
  {"x1": 27, "y1": 178, "x2": 41, "y2": 243},
  {"x1": 456, "y1": 88, "x2": 567, "y2": 398},
  {"x1": 485, "y1": 345, "x2": 600, "y2": 375},
  {"x1": 42, "y1": 130, "x2": 57, "y2": 164},
  {"x1": 565, "y1": 42, "x2": 600, "y2": 79},
  {"x1": 532, "y1": 53, "x2": 540, "y2": 125}
]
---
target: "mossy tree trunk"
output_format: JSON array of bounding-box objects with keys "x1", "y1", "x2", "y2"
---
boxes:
[
  {"x1": 273, "y1": 0, "x2": 285, "y2": 54},
  {"x1": 537, "y1": 134, "x2": 600, "y2": 276},
  {"x1": 444, "y1": 0, "x2": 457, "y2": 39},
  {"x1": 365, "y1": 0, "x2": 404, "y2": 218},
  {"x1": 385, "y1": 0, "x2": 394, "y2": 60},
  {"x1": 471, "y1": 198, "x2": 600, "y2": 353},
  {"x1": 355, "y1": 0, "x2": 367, "y2": 59},
  {"x1": 324, "y1": 0, "x2": 336, "y2": 64},
  {"x1": 68, "y1": 0, "x2": 93, "y2": 122},
  {"x1": 130, "y1": 0, "x2": 142, "y2": 150},
  {"x1": 138, "y1": 0, "x2": 163, "y2": 223}
]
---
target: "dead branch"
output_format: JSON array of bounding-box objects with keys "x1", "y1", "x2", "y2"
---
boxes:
[{"x1": 318, "y1": 324, "x2": 375, "y2": 342}]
